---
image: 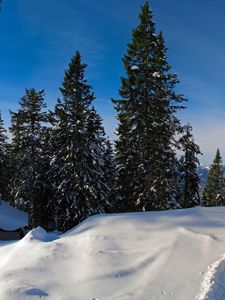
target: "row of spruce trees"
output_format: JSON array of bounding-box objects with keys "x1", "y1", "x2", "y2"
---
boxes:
[{"x1": 0, "y1": 3, "x2": 203, "y2": 232}]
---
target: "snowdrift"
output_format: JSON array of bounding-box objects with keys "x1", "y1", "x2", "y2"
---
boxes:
[
  {"x1": 1, "y1": 207, "x2": 225, "y2": 299},
  {"x1": 0, "y1": 200, "x2": 27, "y2": 230}
]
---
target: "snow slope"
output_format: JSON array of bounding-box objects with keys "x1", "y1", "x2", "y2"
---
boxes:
[
  {"x1": 1, "y1": 207, "x2": 225, "y2": 299},
  {"x1": 0, "y1": 200, "x2": 27, "y2": 230}
]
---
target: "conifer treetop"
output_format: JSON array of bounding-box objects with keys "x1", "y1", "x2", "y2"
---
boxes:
[
  {"x1": 60, "y1": 51, "x2": 95, "y2": 107},
  {"x1": 202, "y1": 148, "x2": 225, "y2": 207}
]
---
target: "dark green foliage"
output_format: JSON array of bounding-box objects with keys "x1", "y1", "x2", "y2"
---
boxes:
[
  {"x1": 102, "y1": 139, "x2": 118, "y2": 212},
  {"x1": 202, "y1": 149, "x2": 225, "y2": 206},
  {"x1": 0, "y1": 112, "x2": 10, "y2": 200},
  {"x1": 179, "y1": 124, "x2": 201, "y2": 208},
  {"x1": 49, "y1": 52, "x2": 116, "y2": 232},
  {"x1": 8, "y1": 110, "x2": 24, "y2": 206},
  {"x1": 9, "y1": 88, "x2": 51, "y2": 229},
  {"x1": 113, "y1": 2, "x2": 186, "y2": 212}
]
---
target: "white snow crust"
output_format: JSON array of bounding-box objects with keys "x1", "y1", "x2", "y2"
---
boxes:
[
  {"x1": 1, "y1": 206, "x2": 225, "y2": 299},
  {"x1": 152, "y1": 71, "x2": 161, "y2": 78},
  {"x1": 131, "y1": 65, "x2": 139, "y2": 70},
  {"x1": 198, "y1": 253, "x2": 225, "y2": 300}
]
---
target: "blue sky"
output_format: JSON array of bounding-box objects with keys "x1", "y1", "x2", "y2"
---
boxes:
[{"x1": 0, "y1": 0, "x2": 225, "y2": 164}]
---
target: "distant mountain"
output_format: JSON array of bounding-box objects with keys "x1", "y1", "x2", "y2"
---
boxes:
[
  {"x1": 197, "y1": 165, "x2": 210, "y2": 191},
  {"x1": 197, "y1": 165, "x2": 225, "y2": 191}
]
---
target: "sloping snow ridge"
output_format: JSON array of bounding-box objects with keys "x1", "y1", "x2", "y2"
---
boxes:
[
  {"x1": 1, "y1": 207, "x2": 225, "y2": 299},
  {"x1": 198, "y1": 254, "x2": 225, "y2": 300},
  {"x1": 0, "y1": 200, "x2": 28, "y2": 230}
]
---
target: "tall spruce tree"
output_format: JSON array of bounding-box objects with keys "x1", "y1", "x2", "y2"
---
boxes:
[
  {"x1": 179, "y1": 124, "x2": 201, "y2": 208},
  {"x1": 9, "y1": 88, "x2": 50, "y2": 229},
  {"x1": 202, "y1": 149, "x2": 225, "y2": 206},
  {"x1": 113, "y1": 2, "x2": 186, "y2": 212},
  {"x1": 49, "y1": 52, "x2": 115, "y2": 232}
]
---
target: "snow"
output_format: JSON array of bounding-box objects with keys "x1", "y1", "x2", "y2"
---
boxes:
[
  {"x1": 131, "y1": 65, "x2": 139, "y2": 70},
  {"x1": 1, "y1": 207, "x2": 225, "y2": 299},
  {"x1": 152, "y1": 71, "x2": 161, "y2": 78},
  {"x1": 52, "y1": 124, "x2": 60, "y2": 130},
  {"x1": 198, "y1": 254, "x2": 225, "y2": 300},
  {"x1": 0, "y1": 200, "x2": 27, "y2": 230}
]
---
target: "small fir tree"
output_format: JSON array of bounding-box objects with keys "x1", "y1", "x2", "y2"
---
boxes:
[
  {"x1": 202, "y1": 149, "x2": 225, "y2": 206},
  {"x1": 179, "y1": 124, "x2": 201, "y2": 208}
]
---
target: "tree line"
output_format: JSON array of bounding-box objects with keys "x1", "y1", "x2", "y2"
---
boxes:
[
  {"x1": 202, "y1": 149, "x2": 225, "y2": 206},
  {"x1": 0, "y1": 2, "x2": 204, "y2": 232}
]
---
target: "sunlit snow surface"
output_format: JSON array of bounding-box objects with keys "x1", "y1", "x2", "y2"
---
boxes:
[{"x1": 1, "y1": 205, "x2": 225, "y2": 299}]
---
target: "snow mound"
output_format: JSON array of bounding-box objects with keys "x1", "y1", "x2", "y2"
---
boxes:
[
  {"x1": 1, "y1": 207, "x2": 225, "y2": 299},
  {"x1": 0, "y1": 201, "x2": 27, "y2": 230},
  {"x1": 23, "y1": 227, "x2": 58, "y2": 242}
]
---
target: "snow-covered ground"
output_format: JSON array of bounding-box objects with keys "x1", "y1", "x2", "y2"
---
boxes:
[
  {"x1": 0, "y1": 200, "x2": 27, "y2": 230},
  {"x1": 1, "y1": 204, "x2": 225, "y2": 299}
]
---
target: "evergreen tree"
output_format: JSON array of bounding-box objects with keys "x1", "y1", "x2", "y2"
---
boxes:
[
  {"x1": 9, "y1": 88, "x2": 50, "y2": 229},
  {"x1": 113, "y1": 2, "x2": 186, "y2": 212},
  {"x1": 37, "y1": 126, "x2": 55, "y2": 230},
  {"x1": 202, "y1": 149, "x2": 225, "y2": 206},
  {"x1": 8, "y1": 110, "x2": 24, "y2": 206},
  {"x1": 0, "y1": 112, "x2": 10, "y2": 200},
  {"x1": 179, "y1": 124, "x2": 201, "y2": 208},
  {"x1": 102, "y1": 139, "x2": 118, "y2": 212},
  {"x1": 50, "y1": 52, "x2": 115, "y2": 232}
]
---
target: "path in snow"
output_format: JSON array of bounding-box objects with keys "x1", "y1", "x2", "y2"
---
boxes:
[{"x1": 198, "y1": 254, "x2": 225, "y2": 300}]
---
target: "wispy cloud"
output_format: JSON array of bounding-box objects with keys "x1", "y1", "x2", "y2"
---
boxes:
[
  {"x1": 177, "y1": 74, "x2": 225, "y2": 164},
  {"x1": 19, "y1": 0, "x2": 106, "y2": 65},
  {"x1": 192, "y1": 118, "x2": 225, "y2": 165}
]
